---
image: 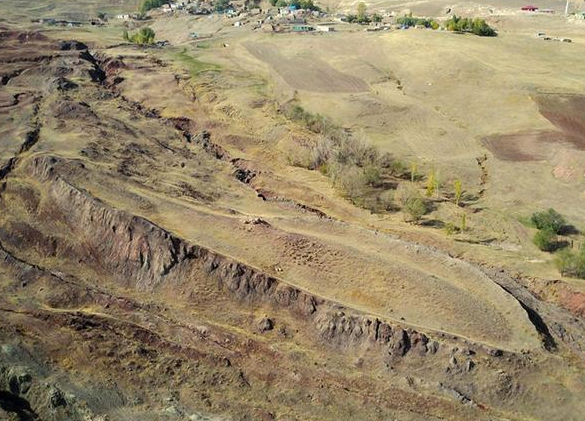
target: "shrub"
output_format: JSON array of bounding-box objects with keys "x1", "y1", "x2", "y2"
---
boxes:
[
  {"x1": 405, "y1": 197, "x2": 428, "y2": 223},
  {"x1": 533, "y1": 228, "x2": 558, "y2": 252},
  {"x1": 556, "y1": 248, "x2": 585, "y2": 279},
  {"x1": 531, "y1": 209, "x2": 566, "y2": 234}
]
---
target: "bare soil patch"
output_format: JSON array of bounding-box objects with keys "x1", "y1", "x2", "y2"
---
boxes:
[{"x1": 245, "y1": 42, "x2": 369, "y2": 93}]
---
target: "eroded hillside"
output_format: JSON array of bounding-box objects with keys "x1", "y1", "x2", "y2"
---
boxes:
[{"x1": 1, "y1": 8, "x2": 585, "y2": 421}]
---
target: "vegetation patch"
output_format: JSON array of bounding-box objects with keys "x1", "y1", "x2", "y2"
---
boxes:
[
  {"x1": 397, "y1": 14, "x2": 439, "y2": 29},
  {"x1": 175, "y1": 48, "x2": 221, "y2": 76},
  {"x1": 445, "y1": 16, "x2": 497, "y2": 36}
]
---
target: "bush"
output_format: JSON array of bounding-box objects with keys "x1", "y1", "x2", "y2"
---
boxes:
[
  {"x1": 533, "y1": 228, "x2": 558, "y2": 252},
  {"x1": 531, "y1": 209, "x2": 566, "y2": 234},
  {"x1": 556, "y1": 248, "x2": 585, "y2": 279}
]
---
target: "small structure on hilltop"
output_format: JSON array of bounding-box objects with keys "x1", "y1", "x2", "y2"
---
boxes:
[{"x1": 521, "y1": 5, "x2": 539, "y2": 11}]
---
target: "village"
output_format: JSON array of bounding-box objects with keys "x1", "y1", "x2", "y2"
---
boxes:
[{"x1": 30, "y1": 0, "x2": 585, "y2": 40}]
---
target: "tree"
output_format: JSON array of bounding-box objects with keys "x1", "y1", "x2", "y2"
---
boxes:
[
  {"x1": 426, "y1": 170, "x2": 437, "y2": 197},
  {"x1": 289, "y1": 0, "x2": 301, "y2": 8},
  {"x1": 371, "y1": 13, "x2": 382, "y2": 23},
  {"x1": 356, "y1": 2, "x2": 369, "y2": 23},
  {"x1": 531, "y1": 209, "x2": 566, "y2": 234},
  {"x1": 269, "y1": 0, "x2": 278, "y2": 5},
  {"x1": 460, "y1": 213, "x2": 467, "y2": 231},
  {"x1": 124, "y1": 27, "x2": 156, "y2": 45},
  {"x1": 276, "y1": 0, "x2": 288, "y2": 7}
]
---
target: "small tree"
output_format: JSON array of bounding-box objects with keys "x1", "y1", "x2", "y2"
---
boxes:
[
  {"x1": 460, "y1": 213, "x2": 467, "y2": 231},
  {"x1": 410, "y1": 163, "x2": 417, "y2": 183},
  {"x1": 453, "y1": 179, "x2": 462, "y2": 205},
  {"x1": 426, "y1": 170, "x2": 438, "y2": 197},
  {"x1": 356, "y1": 2, "x2": 369, "y2": 23}
]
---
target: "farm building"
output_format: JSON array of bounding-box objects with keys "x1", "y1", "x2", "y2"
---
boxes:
[
  {"x1": 521, "y1": 5, "x2": 539, "y2": 11},
  {"x1": 292, "y1": 25, "x2": 314, "y2": 32},
  {"x1": 316, "y1": 24, "x2": 334, "y2": 32}
]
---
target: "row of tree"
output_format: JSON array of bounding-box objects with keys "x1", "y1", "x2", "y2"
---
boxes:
[
  {"x1": 268, "y1": 0, "x2": 320, "y2": 11},
  {"x1": 444, "y1": 15, "x2": 497, "y2": 36}
]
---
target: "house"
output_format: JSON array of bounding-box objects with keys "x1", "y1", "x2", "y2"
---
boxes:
[
  {"x1": 116, "y1": 14, "x2": 130, "y2": 20},
  {"x1": 292, "y1": 25, "x2": 314, "y2": 32},
  {"x1": 539, "y1": 8, "x2": 554, "y2": 13},
  {"x1": 234, "y1": 21, "x2": 243, "y2": 26},
  {"x1": 521, "y1": 5, "x2": 539, "y2": 11},
  {"x1": 316, "y1": 24, "x2": 334, "y2": 32}
]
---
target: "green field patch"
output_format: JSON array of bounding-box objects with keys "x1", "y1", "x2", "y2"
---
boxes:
[{"x1": 175, "y1": 48, "x2": 220, "y2": 76}]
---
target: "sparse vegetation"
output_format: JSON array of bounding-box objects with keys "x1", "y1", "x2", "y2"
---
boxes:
[
  {"x1": 175, "y1": 48, "x2": 221, "y2": 76},
  {"x1": 445, "y1": 15, "x2": 497, "y2": 36},
  {"x1": 123, "y1": 27, "x2": 156, "y2": 45}
]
